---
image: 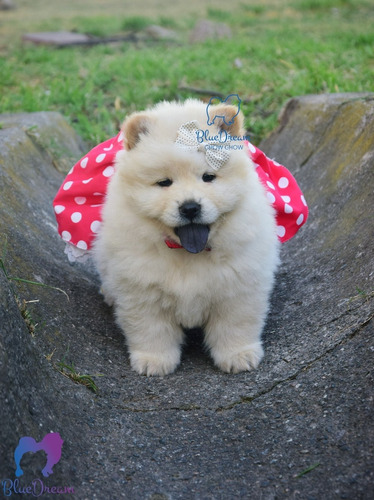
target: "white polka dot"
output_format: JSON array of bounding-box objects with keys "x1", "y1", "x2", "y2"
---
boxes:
[
  {"x1": 117, "y1": 131, "x2": 124, "y2": 143},
  {"x1": 102, "y1": 166, "x2": 114, "y2": 177},
  {"x1": 93, "y1": 192, "x2": 104, "y2": 196},
  {"x1": 301, "y1": 195, "x2": 307, "y2": 206},
  {"x1": 284, "y1": 203, "x2": 293, "y2": 214},
  {"x1": 96, "y1": 153, "x2": 106, "y2": 163},
  {"x1": 90, "y1": 220, "x2": 101, "y2": 233},
  {"x1": 278, "y1": 177, "x2": 289, "y2": 189},
  {"x1": 71, "y1": 212, "x2": 82, "y2": 223},
  {"x1": 68, "y1": 166, "x2": 74, "y2": 175},
  {"x1": 54, "y1": 205, "x2": 65, "y2": 214},
  {"x1": 281, "y1": 195, "x2": 291, "y2": 203},
  {"x1": 63, "y1": 181, "x2": 73, "y2": 190},
  {"x1": 296, "y1": 214, "x2": 304, "y2": 226},
  {"x1": 74, "y1": 196, "x2": 86, "y2": 205},
  {"x1": 61, "y1": 231, "x2": 71, "y2": 242},
  {"x1": 90, "y1": 204, "x2": 101, "y2": 208},
  {"x1": 266, "y1": 181, "x2": 275, "y2": 190},
  {"x1": 77, "y1": 240, "x2": 88, "y2": 250},
  {"x1": 103, "y1": 144, "x2": 113, "y2": 151},
  {"x1": 82, "y1": 178, "x2": 93, "y2": 184},
  {"x1": 276, "y1": 226, "x2": 286, "y2": 238},
  {"x1": 80, "y1": 157, "x2": 88, "y2": 168},
  {"x1": 273, "y1": 160, "x2": 281, "y2": 166},
  {"x1": 247, "y1": 142, "x2": 256, "y2": 154},
  {"x1": 266, "y1": 192, "x2": 276, "y2": 204}
]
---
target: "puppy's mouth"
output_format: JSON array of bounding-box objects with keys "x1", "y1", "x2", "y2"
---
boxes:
[{"x1": 174, "y1": 223, "x2": 210, "y2": 254}]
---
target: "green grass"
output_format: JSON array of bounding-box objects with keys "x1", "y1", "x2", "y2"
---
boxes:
[
  {"x1": 56, "y1": 360, "x2": 101, "y2": 394},
  {"x1": 296, "y1": 462, "x2": 320, "y2": 478},
  {"x1": 15, "y1": 297, "x2": 38, "y2": 337},
  {"x1": 0, "y1": 1, "x2": 373, "y2": 147}
]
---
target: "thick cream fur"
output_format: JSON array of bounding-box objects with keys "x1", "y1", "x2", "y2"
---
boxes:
[{"x1": 93, "y1": 99, "x2": 279, "y2": 376}]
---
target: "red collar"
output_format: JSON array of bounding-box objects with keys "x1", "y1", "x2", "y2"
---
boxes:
[
  {"x1": 164, "y1": 239, "x2": 211, "y2": 251},
  {"x1": 165, "y1": 239, "x2": 183, "y2": 249}
]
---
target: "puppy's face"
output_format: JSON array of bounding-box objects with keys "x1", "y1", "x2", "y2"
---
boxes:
[{"x1": 115, "y1": 100, "x2": 250, "y2": 253}]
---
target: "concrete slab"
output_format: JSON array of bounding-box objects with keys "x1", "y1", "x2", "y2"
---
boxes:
[{"x1": 0, "y1": 96, "x2": 373, "y2": 498}]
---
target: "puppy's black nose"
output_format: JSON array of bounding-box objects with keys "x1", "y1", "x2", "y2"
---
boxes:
[{"x1": 179, "y1": 201, "x2": 201, "y2": 221}]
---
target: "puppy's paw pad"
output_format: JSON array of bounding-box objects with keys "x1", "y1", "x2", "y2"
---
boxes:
[
  {"x1": 213, "y1": 343, "x2": 264, "y2": 374},
  {"x1": 130, "y1": 351, "x2": 180, "y2": 377}
]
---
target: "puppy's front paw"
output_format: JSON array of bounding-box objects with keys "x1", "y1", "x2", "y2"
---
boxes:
[
  {"x1": 212, "y1": 342, "x2": 264, "y2": 374},
  {"x1": 99, "y1": 286, "x2": 115, "y2": 307},
  {"x1": 129, "y1": 349, "x2": 181, "y2": 376}
]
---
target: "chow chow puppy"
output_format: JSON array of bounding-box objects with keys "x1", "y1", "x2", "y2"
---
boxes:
[{"x1": 93, "y1": 99, "x2": 279, "y2": 376}]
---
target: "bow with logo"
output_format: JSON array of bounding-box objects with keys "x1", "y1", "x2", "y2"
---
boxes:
[{"x1": 175, "y1": 120, "x2": 231, "y2": 171}]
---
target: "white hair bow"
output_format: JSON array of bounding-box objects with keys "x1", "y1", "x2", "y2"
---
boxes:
[{"x1": 175, "y1": 120, "x2": 230, "y2": 171}]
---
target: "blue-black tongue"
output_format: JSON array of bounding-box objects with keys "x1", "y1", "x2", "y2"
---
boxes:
[{"x1": 174, "y1": 224, "x2": 210, "y2": 254}]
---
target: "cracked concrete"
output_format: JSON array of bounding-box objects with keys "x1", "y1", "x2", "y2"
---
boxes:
[
  {"x1": 216, "y1": 310, "x2": 374, "y2": 414},
  {"x1": 1, "y1": 94, "x2": 373, "y2": 499}
]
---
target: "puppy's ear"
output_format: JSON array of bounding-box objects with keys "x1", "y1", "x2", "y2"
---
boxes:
[
  {"x1": 122, "y1": 112, "x2": 152, "y2": 150},
  {"x1": 213, "y1": 105, "x2": 245, "y2": 137}
]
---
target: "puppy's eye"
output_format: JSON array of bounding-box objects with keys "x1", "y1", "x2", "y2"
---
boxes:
[
  {"x1": 202, "y1": 173, "x2": 216, "y2": 183},
  {"x1": 157, "y1": 178, "x2": 173, "y2": 187}
]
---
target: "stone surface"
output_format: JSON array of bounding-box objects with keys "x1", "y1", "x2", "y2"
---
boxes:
[
  {"x1": 0, "y1": 111, "x2": 86, "y2": 174},
  {"x1": 0, "y1": 0, "x2": 15, "y2": 10},
  {"x1": 1, "y1": 95, "x2": 373, "y2": 498},
  {"x1": 22, "y1": 32, "x2": 93, "y2": 46},
  {"x1": 22, "y1": 31, "x2": 138, "y2": 48},
  {"x1": 144, "y1": 25, "x2": 178, "y2": 41},
  {"x1": 189, "y1": 20, "x2": 232, "y2": 43}
]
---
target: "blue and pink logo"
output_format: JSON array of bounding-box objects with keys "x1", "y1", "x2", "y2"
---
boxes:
[
  {"x1": 14, "y1": 433, "x2": 64, "y2": 478},
  {"x1": 1, "y1": 433, "x2": 75, "y2": 497}
]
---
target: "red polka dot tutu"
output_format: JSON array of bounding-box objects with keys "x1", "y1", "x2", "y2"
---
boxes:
[{"x1": 53, "y1": 132, "x2": 308, "y2": 259}]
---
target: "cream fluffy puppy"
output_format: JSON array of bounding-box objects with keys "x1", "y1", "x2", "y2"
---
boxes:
[{"x1": 93, "y1": 99, "x2": 279, "y2": 376}]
